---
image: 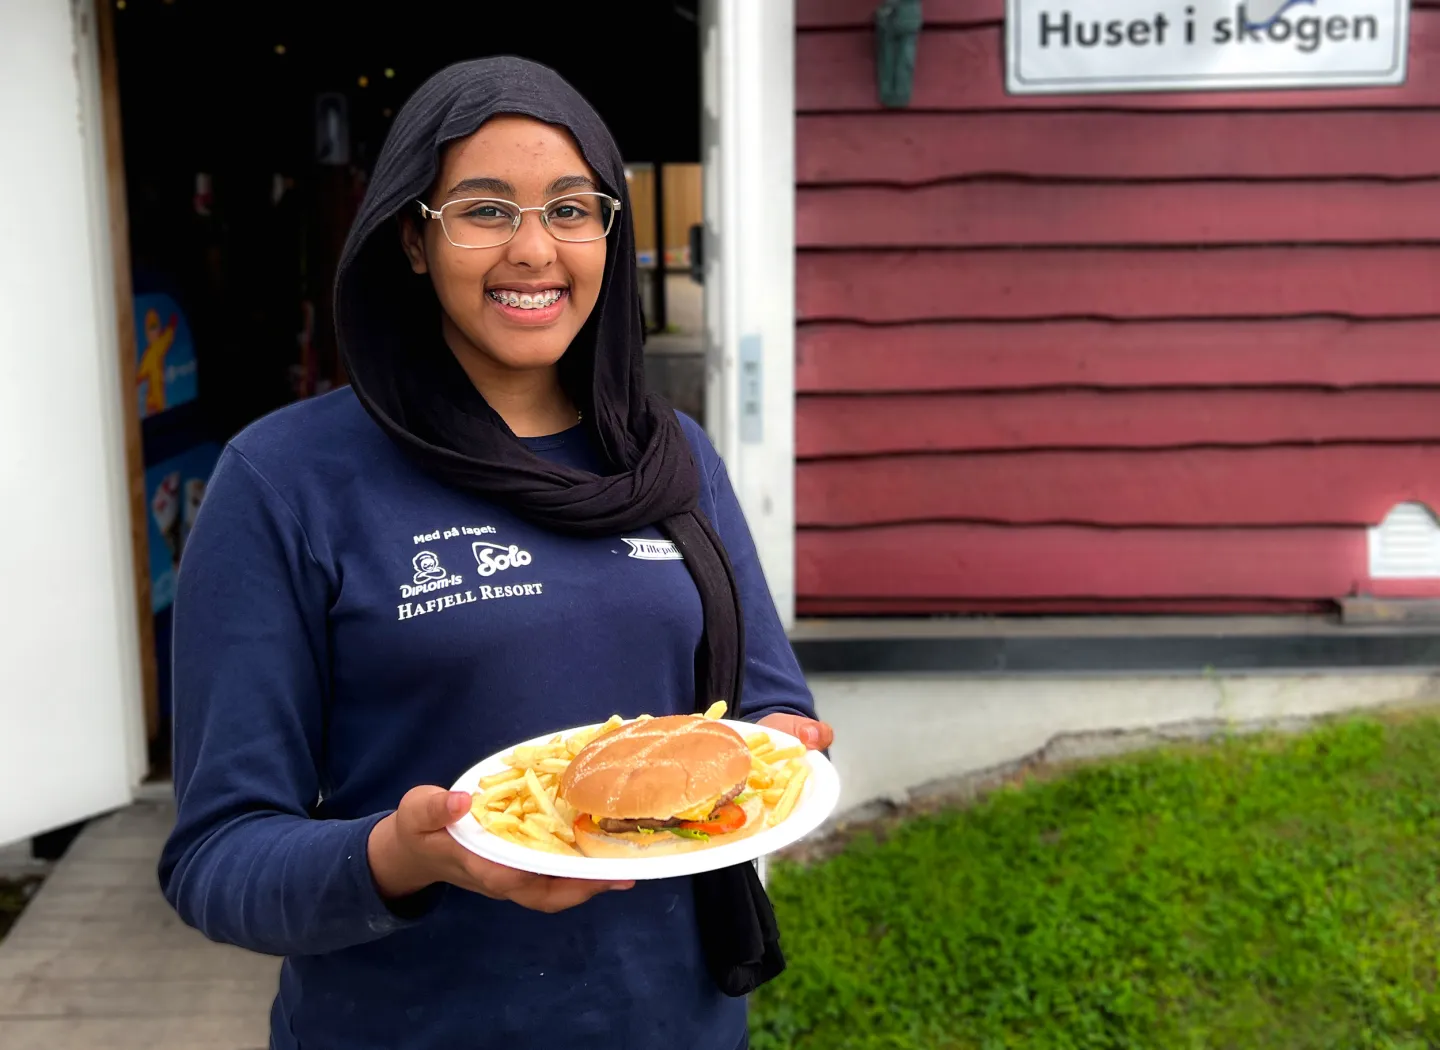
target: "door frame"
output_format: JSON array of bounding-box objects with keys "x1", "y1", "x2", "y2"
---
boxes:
[
  {"x1": 701, "y1": 0, "x2": 798, "y2": 629},
  {"x1": 0, "y1": 0, "x2": 148, "y2": 846},
  {"x1": 90, "y1": 0, "x2": 160, "y2": 750},
  {"x1": 75, "y1": 0, "x2": 151, "y2": 787}
]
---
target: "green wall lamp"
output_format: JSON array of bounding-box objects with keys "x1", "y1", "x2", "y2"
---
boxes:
[{"x1": 875, "y1": 0, "x2": 923, "y2": 108}]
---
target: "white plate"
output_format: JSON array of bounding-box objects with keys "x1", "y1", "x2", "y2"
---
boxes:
[{"x1": 446, "y1": 719, "x2": 840, "y2": 880}]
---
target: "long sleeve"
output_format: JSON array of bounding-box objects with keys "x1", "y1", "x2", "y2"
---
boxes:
[
  {"x1": 703, "y1": 452, "x2": 818, "y2": 725},
  {"x1": 157, "y1": 448, "x2": 433, "y2": 957}
]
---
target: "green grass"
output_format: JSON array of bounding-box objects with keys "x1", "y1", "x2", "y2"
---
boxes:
[
  {"x1": 0, "y1": 876, "x2": 41, "y2": 942},
  {"x1": 750, "y1": 714, "x2": 1440, "y2": 1050}
]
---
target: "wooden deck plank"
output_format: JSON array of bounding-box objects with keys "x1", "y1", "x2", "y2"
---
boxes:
[
  {"x1": 0, "y1": 802, "x2": 278, "y2": 1049},
  {"x1": 0, "y1": 946, "x2": 280, "y2": 983},
  {"x1": 0, "y1": 977, "x2": 276, "y2": 1017},
  {"x1": 0, "y1": 1017, "x2": 268, "y2": 1050}
]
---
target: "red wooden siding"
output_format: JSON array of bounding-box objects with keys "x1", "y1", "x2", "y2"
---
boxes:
[
  {"x1": 799, "y1": 112, "x2": 1440, "y2": 182},
  {"x1": 799, "y1": 598, "x2": 1335, "y2": 615},
  {"x1": 797, "y1": 8, "x2": 1440, "y2": 111},
  {"x1": 798, "y1": 319, "x2": 1440, "y2": 392},
  {"x1": 800, "y1": 247, "x2": 1440, "y2": 321},
  {"x1": 799, "y1": 526, "x2": 1368, "y2": 599},
  {"x1": 797, "y1": 391, "x2": 1440, "y2": 457},
  {"x1": 800, "y1": 183, "x2": 1440, "y2": 246},
  {"x1": 799, "y1": 446, "x2": 1440, "y2": 527},
  {"x1": 795, "y1": 0, "x2": 1440, "y2": 616}
]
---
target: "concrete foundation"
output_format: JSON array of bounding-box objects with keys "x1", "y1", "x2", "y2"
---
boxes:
[{"x1": 814, "y1": 671, "x2": 1440, "y2": 819}]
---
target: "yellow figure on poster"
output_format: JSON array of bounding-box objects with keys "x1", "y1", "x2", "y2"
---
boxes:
[{"x1": 137, "y1": 307, "x2": 177, "y2": 416}]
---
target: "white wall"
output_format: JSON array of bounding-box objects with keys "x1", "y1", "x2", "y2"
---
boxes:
[
  {"x1": 0, "y1": 0, "x2": 145, "y2": 846},
  {"x1": 816, "y1": 671, "x2": 1440, "y2": 817},
  {"x1": 701, "y1": 0, "x2": 797, "y2": 627}
]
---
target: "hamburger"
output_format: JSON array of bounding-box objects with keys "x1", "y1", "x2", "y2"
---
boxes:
[{"x1": 560, "y1": 714, "x2": 765, "y2": 858}]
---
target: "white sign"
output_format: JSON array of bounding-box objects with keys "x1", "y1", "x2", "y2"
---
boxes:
[{"x1": 1006, "y1": 0, "x2": 1409, "y2": 94}]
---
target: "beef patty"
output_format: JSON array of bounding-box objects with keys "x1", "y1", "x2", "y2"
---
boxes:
[{"x1": 595, "y1": 782, "x2": 745, "y2": 834}]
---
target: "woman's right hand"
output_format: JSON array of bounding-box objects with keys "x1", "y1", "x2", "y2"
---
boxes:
[{"x1": 367, "y1": 786, "x2": 633, "y2": 913}]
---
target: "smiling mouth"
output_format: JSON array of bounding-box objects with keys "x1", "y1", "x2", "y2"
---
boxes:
[{"x1": 487, "y1": 288, "x2": 567, "y2": 310}]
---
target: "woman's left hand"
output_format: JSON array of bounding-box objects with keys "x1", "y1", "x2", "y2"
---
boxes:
[{"x1": 757, "y1": 713, "x2": 834, "y2": 751}]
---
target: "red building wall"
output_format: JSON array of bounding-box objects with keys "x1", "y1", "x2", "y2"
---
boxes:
[{"x1": 795, "y1": 0, "x2": 1440, "y2": 616}]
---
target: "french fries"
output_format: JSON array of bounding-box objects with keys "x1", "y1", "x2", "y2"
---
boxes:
[
  {"x1": 475, "y1": 778, "x2": 525, "y2": 808},
  {"x1": 746, "y1": 735, "x2": 812, "y2": 829},
  {"x1": 469, "y1": 712, "x2": 814, "y2": 855},
  {"x1": 524, "y1": 768, "x2": 574, "y2": 843},
  {"x1": 479, "y1": 811, "x2": 521, "y2": 832},
  {"x1": 769, "y1": 763, "x2": 809, "y2": 827},
  {"x1": 763, "y1": 745, "x2": 806, "y2": 766},
  {"x1": 471, "y1": 717, "x2": 623, "y2": 856},
  {"x1": 478, "y1": 768, "x2": 524, "y2": 789}
]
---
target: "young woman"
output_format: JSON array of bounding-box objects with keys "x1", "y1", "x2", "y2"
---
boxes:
[{"x1": 158, "y1": 57, "x2": 832, "y2": 1050}]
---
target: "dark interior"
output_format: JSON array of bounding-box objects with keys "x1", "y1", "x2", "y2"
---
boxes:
[
  {"x1": 116, "y1": 0, "x2": 701, "y2": 440},
  {"x1": 112, "y1": 0, "x2": 702, "y2": 761}
]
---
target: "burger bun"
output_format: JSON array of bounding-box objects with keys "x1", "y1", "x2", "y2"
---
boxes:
[
  {"x1": 560, "y1": 714, "x2": 753, "y2": 821},
  {"x1": 571, "y1": 793, "x2": 766, "y2": 859}
]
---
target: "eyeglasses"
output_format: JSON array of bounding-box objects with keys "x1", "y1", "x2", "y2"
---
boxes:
[{"x1": 416, "y1": 192, "x2": 622, "y2": 250}]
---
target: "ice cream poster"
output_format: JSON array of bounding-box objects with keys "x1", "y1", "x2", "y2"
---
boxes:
[
  {"x1": 134, "y1": 292, "x2": 198, "y2": 419},
  {"x1": 145, "y1": 443, "x2": 220, "y2": 613}
]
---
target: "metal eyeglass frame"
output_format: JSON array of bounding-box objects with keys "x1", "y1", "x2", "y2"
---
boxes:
[{"x1": 416, "y1": 192, "x2": 623, "y2": 250}]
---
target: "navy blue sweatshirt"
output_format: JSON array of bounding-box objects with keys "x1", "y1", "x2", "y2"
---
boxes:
[{"x1": 158, "y1": 390, "x2": 816, "y2": 1050}]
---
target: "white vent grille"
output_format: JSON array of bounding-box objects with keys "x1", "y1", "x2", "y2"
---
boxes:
[{"x1": 1368, "y1": 503, "x2": 1440, "y2": 579}]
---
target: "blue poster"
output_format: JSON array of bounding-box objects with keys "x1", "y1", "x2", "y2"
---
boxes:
[
  {"x1": 145, "y1": 443, "x2": 221, "y2": 613},
  {"x1": 134, "y1": 292, "x2": 198, "y2": 419}
]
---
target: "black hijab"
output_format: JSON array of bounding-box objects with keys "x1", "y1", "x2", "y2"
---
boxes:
[{"x1": 334, "y1": 56, "x2": 783, "y2": 997}]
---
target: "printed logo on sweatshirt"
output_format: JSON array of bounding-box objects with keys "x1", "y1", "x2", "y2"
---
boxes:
[
  {"x1": 399, "y1": 551, "x2": 463, "y2": 599},
  {"x1": 395, "y1": 527, "x2": 544, "y2": 622},
  {"x1": 396, "y1": 580, "x2": 545, "y2": 622},
  {"x1": 622, "y1": 538, "x2": 683, "y2": 562},
  {"x1": 412, "y1": 550, "x2": 448, "y2": 583},
  {"x1": 473, "y1": 541, "x2": 533, "y2": 577}
]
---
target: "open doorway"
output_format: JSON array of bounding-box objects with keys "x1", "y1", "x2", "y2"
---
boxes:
[{"x1": 109, "y1": 0, "x2": 707, "y2": 770}]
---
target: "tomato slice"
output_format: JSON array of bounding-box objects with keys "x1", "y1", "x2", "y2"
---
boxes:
[{"x1": 680, "y1": 802, "x2": 747, "y2": 837}]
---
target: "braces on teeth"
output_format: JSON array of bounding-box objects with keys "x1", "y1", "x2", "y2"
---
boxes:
[{"x1": 490, "y1": 290, "x2": 564, "y2": 309}]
